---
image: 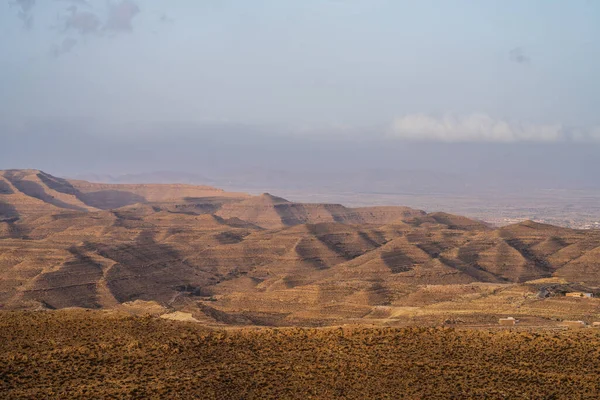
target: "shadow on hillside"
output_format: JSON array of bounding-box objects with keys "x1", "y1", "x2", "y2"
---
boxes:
[
  {"x1": 78, "y1": 190, "x2": 146, "y2": 209},
  {"x1": 10, "y1": 180, "x2": 88, "y2": 212}
]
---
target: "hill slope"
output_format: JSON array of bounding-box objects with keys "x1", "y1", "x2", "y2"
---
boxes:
[
  {"x1": 3, "y1": 311, "x2": 600, "y2": 399},
  {"x1": 1, "y1": 169, "x2": 600, "y2": 326}
]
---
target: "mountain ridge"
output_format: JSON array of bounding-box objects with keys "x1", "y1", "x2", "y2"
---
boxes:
[{"x1": 1, "y1": 169, "x2": 599, "y2": 327}]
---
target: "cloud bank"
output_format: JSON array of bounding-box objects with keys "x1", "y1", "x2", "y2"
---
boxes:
[
  {"x1": 571, "y1": 126, "x2": 600, "y2": 142},
  {"x1": 390, "y1": 113, "x2": 564, "y2": 143}
]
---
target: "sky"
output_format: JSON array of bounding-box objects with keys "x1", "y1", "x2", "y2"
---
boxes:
[{"x1": 1, "y1": 1, "x2": 600, "y2": 183}]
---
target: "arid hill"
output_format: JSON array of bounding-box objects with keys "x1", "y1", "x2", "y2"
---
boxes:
[
  {"x1": 1, "y1": 169, "x2": 600, "y2": 326},
  {"x1": 3, "y1": 310, "x2": 600, "y2": 399}
]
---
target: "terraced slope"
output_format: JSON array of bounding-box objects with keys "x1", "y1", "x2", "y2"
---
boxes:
[
  {"x1": 214, "y1": 193, "x2": 426, "y2": 229},
  {"x1": 0, "y1": 170, "x2": 96, "y2": 217},
  {"x1": 1, "y1": 169, "x2": 600, "y2": 326},
  {"x1": 1, "y1": 170, "x2": 424, "y2": 228},
  {"x1": 0, "y1": 169, "x2": 248, "y2": 216},
  {"x1": 69, "y1": 180, "x2": 249, "y2": 209}
]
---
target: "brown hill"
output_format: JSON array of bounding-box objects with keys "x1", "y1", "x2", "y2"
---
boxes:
[
  {"x1": 0, "y1": 170, "x2": 96, "y2": 217},
  {"x1": 3, "y1": 311, "x2": 600, "y2": 399},
  {"x1": 215, "y1": 193, "x2": 426, "y2": 229},
  {"x1": 1, "y1": 170, "x2": 422, "y2": 229},
  {"x1": 0, "y1": 169, "x2": 249, "y2": 217},
  {"x1": 69, "y1": 179, "x2": 249, "y2": 208},
  {"x1": 1, "y1": 169, "x2": 600, "y2": 327}
]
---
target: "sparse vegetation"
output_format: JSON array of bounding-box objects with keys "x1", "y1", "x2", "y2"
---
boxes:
[{"x1": 2, "y1": 310, "x2": 600, "y2": 399}]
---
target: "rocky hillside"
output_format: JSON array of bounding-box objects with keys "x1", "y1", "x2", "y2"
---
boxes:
[{"x1": 1, "y1": 170, "x2": 600, "y2": 326}]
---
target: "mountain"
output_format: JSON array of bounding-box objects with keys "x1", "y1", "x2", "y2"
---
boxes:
[
  {"x1": 73, "y1": 171, "x2": 215, "y2": 185},
  {"x1": 0, "y1": 169, "x2": 244, "y2": 216},
  {"x1": 1, "y1": 169, "x2": 600, "y2": 327},
  {"x1": 214, "y1": 193, "x2": 425, "y2": 229}
]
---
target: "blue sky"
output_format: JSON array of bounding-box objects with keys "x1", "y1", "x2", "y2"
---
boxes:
[{"x1": 1, "y1": 0, "x2": 599, "y2": 142}]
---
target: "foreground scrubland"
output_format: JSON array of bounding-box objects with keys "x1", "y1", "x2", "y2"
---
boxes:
[{"x1": 1, "y1": 310, "x2": 600, "y2": 399}]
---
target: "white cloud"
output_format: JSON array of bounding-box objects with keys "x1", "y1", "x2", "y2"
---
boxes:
[
  {"x1": 389, "y1": 113, "x2": 564, "y2": 143},
  {"x1": 571, "y1": 126, "x2": 600, "y2": 142}
]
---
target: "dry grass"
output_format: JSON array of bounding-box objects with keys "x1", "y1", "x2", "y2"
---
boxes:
[{"x1": 2, "y1": 310, "x2": 600, "y2": 399}]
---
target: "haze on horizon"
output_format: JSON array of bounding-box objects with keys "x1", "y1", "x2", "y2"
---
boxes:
[{"x1": 1, "y1": 0, "x2": 599, "y2": 191}]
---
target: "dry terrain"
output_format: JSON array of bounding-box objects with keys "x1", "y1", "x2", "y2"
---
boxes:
[
  {"x1": 231, "y1": 186, "x2": 600, "y2": 230},
  {"x1": 3, "y1": 169, "x2": 600, "y2": 399},
  {"x1": 1, "y1": 169, "x2": 600, "y2": 327},
  {"x1": 2, "y1": 310, "x2": 600, "y2": 399}
]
